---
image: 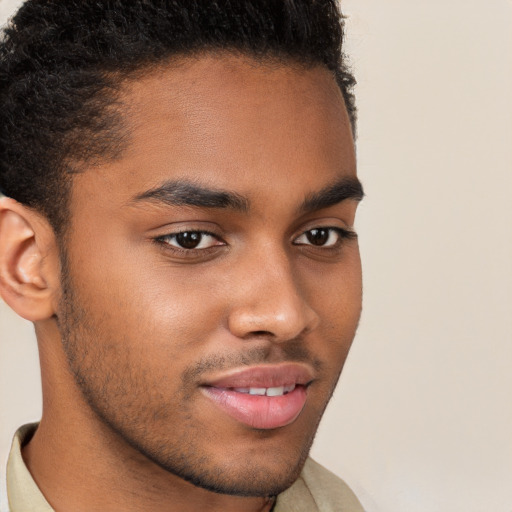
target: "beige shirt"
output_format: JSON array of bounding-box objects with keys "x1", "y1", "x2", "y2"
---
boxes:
[{"x1": 7, "y1": 424, "x2": 364, "y2": 512}]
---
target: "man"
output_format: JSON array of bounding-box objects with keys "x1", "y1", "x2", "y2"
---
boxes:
[{"x1": 0, "y1": 1, "x2": 365, "y2": 510}]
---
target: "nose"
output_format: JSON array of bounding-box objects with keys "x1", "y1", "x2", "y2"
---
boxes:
[{"x1": 227, "y1": 247, "x2": 320, "y2": 342}]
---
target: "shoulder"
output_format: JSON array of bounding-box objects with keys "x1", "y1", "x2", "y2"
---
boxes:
[{"x1": 275, "y1": 458, "x2": 364, "y2": 512}]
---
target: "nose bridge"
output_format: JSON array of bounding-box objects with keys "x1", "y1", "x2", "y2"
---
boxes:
[{"x1": 227, "y1": 241, "x2": 319, "y2": 341}]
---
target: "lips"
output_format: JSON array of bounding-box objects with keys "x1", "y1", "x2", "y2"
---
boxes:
[{"x1": 201, "y1": 363, "x2": 314, "y2": 429}]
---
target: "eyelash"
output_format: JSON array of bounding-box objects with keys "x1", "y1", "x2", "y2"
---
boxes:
[
  {"x1": 293, "y1": 227, "x2": 357, "y2": 248},
  {"x1": 154, "y1": 226, "x2": 356, "y2": 255},
  {"x1": 155, "y1": 229, "x2": 223, "y2": 255}
]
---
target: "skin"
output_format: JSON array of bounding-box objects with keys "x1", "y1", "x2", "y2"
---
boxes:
[{"x1": 0, "y1": 54, "x2": 362, "y2": 512}]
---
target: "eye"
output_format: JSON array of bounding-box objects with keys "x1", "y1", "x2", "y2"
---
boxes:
[
  {"x1": 294, "y1": 227, "x2": 355, "y2": 247},
  {"x1": 159, "y1": 231, "x2": 223, "y2": 250}
]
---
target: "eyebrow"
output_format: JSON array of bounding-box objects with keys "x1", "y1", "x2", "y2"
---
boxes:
[
  {"x1": 132, "y1": 175, "x2": 364, "y2": 214},
  {"x1": 132, "y1": 179, "x2": 250, "y2": 212},
  {"x1": 299, "y1": 176, "x2": 364, "y2": 214}
]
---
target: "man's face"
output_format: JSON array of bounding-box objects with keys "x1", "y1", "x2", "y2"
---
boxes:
[{"x1": 59, "y1": 55, "x2": 362, "y2": 497}]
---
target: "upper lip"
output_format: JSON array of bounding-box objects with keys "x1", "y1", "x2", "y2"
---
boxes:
[{"x1": 203, "y1": 363, "x2": 315, "y2": 389}]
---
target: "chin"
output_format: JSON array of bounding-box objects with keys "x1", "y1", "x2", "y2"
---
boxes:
[
  {"x1": 147, "y1": 438, "x2": 311, "y2": 498},
  {"x1": 177, "y1": 458, "x2": 307, "y2": 497}
]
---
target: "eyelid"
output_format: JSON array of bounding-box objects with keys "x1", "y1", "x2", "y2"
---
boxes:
[
  {"x1": 171, "y1": 231, "x2": 222, "y2": 249},
  {"x1": 152, "y1": 223, "x2": 356, "y2": 259},
  {"x1": 153, "y1": 227, "x2": 227, "y2": 255},
  {"x1": 293, "y1": 226, "x2": 356, "y2": 241}
]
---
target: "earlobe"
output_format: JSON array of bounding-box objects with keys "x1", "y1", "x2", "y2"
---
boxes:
[{"x1": 0, "y1": 197, "x2": 59, "y2": 321}]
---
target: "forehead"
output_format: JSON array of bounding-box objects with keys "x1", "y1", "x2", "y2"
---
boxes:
[{"x1": 73, "y1": 54, "x2": 355, "y2": 209}]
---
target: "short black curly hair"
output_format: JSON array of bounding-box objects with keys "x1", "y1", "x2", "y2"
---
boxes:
[{"x1": 0, "y1": 0, "x2": 356, "y2": 234}]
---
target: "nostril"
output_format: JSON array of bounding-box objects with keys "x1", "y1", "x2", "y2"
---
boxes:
[{"x1": 250, "y1": 330, "x2": 273, "y2": 337}]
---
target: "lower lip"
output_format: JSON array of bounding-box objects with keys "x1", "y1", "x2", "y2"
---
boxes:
[{"x1": 202, "y1": 386, "x2": 308, "y2": 429}]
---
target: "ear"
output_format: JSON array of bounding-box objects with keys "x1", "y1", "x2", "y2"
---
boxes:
[{"x1": 0, "y1": 197, "x2": 60, "y2": 321}]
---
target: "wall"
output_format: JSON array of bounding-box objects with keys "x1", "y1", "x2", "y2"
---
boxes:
[{"x1": 1, "y1": 1, "x2": 511, "y2": 510}]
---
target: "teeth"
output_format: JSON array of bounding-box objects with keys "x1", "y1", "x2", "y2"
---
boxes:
[
  {"x1": 266, "y1": 386, "x2": 285, "y2": 397},
  {"x1": 233, "y1": 387, "x2": 250, "y2": 394},
  {"x1": 232, "y1": 385, "x2": 296, "y2": 396},
  {"x1": 249, "y1": 388, "x2": 266, "y2": 396},
  {"x1": 284, "y1": 384, "x2": 296, "y2": 394}
]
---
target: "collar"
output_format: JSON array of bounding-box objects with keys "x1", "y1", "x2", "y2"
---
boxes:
[{"x1": 6, "y1": 423, "x2": 53, "y2": 512}]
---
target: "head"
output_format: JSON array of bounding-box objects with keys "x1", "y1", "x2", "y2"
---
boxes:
[{"x1": 0, "y1": 0, "x2": 362, "y2": 500}]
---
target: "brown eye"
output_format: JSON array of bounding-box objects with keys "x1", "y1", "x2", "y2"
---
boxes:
[
  {"x1": 294, "y1": 227, "x2": 355, "y2": 248},
  {"x1": 176, "y1": 232, "x2": 203, "y2": 249},
  {"x1": 161, "y1": 231, "x2": 222, "y2": 250},
  {"x1": 306, "y1": 228, "x2": 330, "y2": 246}
]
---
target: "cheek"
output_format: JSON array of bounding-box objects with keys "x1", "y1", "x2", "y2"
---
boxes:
[
  {"x1": 59, "y1": 253, "x2": 218, "y2": 421},
  {"x1": 305, "y1": 248, "x2": 362, "y2": 317},
  {"x1": 304, "y1": 251, "x2": 362, "y2": 354},
  {"x1": 69, "y1": 235, "x2": 225, "y2": 339}
]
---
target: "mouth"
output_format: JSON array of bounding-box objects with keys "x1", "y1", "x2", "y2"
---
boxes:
[
  {"x1": 225, "y1": 384, "x2": 298, "y2": 396},
  {"x1": 201, "y1": 363, "x2": 314, "y2": 430}
]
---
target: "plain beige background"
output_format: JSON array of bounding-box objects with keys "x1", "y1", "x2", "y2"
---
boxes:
[{"x1": 1, "y1": 0, "x2": 511, "y2": 511}]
